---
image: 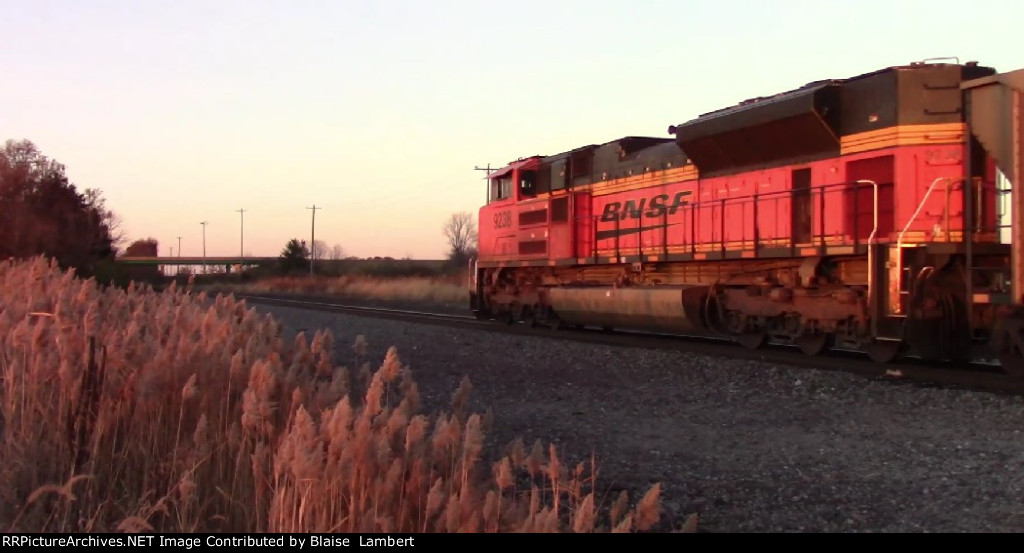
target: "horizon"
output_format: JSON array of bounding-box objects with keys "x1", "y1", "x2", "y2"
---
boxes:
[{"x1": 4, "y1": 0, "x2": 1023, "y2": 259}]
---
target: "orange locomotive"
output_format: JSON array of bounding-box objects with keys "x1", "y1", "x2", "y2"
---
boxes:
[{"x1": 470, "y1": 60, "x2": 1024, "y2": 372}]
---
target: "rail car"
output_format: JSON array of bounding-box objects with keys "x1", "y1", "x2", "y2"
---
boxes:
[{"x1": 469, "y1": 59, "x2": 1024, "y2": 374}]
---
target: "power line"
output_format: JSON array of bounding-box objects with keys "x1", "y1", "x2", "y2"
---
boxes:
[{"x1": 474, "y1": 163, "x2": 496, "y2": 176}]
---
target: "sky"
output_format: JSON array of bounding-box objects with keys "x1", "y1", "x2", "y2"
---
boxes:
[{"x1": 3, "y1": 0, "x2": 1023, "y2": 259}]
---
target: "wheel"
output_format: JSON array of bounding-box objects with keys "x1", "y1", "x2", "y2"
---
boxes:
[
  {"x1": 523, "y1": 304, "x2": 543, "y2": 328},
  {"x1": 736, "y1": 332, "x2": 768, "y2": 350},
  {"x1": 939, "y1": 294, "x2": 971, "y2": 364},
  {"x1": 506, "y1": 302, "x2": 523, "y2": 325},
  {"x1": 1000, "y1": 355, "x2": 1024, "y2": 378},
  {"x1": 796, "y1": 333, "x2": 832, "y2": 356},
  {"x1": 905, "y1": 292, "x2": 971, "y2": 363},
  {"x1": 866, "y1": 340, "x2": 904, "y2": 364},
  {"x1": 992, "y1": 314, "x2": 1024, "y2": 378}
]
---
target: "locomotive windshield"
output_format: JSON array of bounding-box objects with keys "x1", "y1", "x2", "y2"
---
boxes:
[{"x1": 519, "y1": 170, "x2": 537, "y2": 198}]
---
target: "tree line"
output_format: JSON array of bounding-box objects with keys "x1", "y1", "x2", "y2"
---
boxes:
[
  {"x1": 2, "y1": 138, "x2": 482, "y2": 281},
  {"x1": 0, "y1": 139, "x2": 121, "y2": 278},
  {"x1": 277, "y1": 212, "x2": 477, "y2": 274}
]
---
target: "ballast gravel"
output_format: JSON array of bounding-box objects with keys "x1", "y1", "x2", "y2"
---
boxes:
[{"x1": 254, "y1": 302, "x2": 1024, "y2": 533}]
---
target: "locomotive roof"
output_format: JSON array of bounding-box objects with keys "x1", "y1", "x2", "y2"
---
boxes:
[
  {"x1": 488, "y1": 156, "x2": 542, "y2": 180},
  {"x1": 684, "y1": 60, "x2": 994, "y2": 125},
  {"x1": 539, "y1": 136, "x2": 675, "y2": 163},
  {"x1": 687, "y1": 80, "x2": 839, "y2": 124},
  {"x1": 663, "y1": 59, "x2": 999, "y2": 176},
  {"x1": 483, "y1": 60, "x2": 998, "y2": 181}
]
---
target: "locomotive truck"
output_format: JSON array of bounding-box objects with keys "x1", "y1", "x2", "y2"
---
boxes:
[{"x1": 469, "y1": 59, "x2": 1024, "y2": 374}]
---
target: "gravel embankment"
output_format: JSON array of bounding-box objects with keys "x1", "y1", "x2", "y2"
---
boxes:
[{"x1": 253, "y1": 302, "x2": 1024, "y2": 533}]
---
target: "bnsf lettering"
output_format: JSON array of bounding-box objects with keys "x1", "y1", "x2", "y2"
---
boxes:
[
  {"x1": 493, "y1": 210, "x2": 512, "y2": 229},
  {"x1": 601, "y1": 191, "x2": 692, "y2": 222},
  {"x1": 621, "y1": 199, "x2": 644, "y2": 219}
]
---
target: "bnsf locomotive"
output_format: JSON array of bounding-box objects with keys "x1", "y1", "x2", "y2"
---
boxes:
[{"x1": 470, "y1": 60, "x2": 1024, "y2": 373}]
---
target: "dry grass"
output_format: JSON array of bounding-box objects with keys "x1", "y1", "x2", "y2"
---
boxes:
[
  {"x1": 0, "y1": 257, "x2": 694, "y2": 533},
  {"x1": 225, "y1": 275, "x2": 467, "y2": 307}
]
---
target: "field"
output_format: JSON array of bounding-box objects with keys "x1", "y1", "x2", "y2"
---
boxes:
[
  {"x1": 0, "y1": 257, "x2": 683, "y2": 533},
  {"x1": 216, "y1": 274, "x2": 468, "y2": 308},
  {"x1": 181, "y1": 257, "x2": 470, "y2": 310}
]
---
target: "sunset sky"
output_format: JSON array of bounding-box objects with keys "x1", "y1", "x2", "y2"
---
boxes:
[{"x1": 3, "y1": 0, "x2": 1023, "y2": 259}]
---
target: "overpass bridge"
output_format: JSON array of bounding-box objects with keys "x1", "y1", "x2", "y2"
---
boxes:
[{"x1": 114, "y1": 256, "x2": 277, "y2": 267}]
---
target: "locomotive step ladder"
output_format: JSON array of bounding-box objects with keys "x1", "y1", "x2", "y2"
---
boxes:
[
  {"x1": 886, "y1": 244, "x2": 915, "y2": 318},
  {"x1": 884, "y1": 177, "x2": 959, "y2": 317}
]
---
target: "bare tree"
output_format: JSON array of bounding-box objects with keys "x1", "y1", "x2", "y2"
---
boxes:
[
  {"x1": 312, "y1": 239, "x2": 331, "y2": 261},
  {"x1": 442, "y1": 211, "x2": 478, "y2": 263},
  {"x1": 84, "y1": 188, "x2": 126, "y2": 251},
  {"x1": 329, "y1": 243, "x2": 345, "y2": 261}
]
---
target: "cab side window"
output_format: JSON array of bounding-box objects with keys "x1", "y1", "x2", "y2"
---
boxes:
[{"x1": 490, "y1": 176, "x2": 513, "y2": 202}]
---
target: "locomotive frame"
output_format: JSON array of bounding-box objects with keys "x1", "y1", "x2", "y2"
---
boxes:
[{"x1": 469, "y1": 59, "x2": 1024, "y2": 374}]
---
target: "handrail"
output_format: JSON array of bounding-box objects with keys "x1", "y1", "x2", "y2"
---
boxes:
[
  {"x1": 467, "y1": 256, "x2": 477, "y2": 291},
  {"x1": 895, "y1": 177, "x2": 958, "y2": 251},
  {"x1": 586, "y1": 179, "x2": 881, "y2": 256},
  {"x1": 487, "y1": 176, "x2": 1001, "y2": 266},
  {"x1": 944, "y1": 180, "x2": 953, "y2": 241},
  {"x1": 856, "y1": 180, "x2": 879, "y2": 336},
  {"x1": 891, "y1": 177, "x2": 958, "y2": 314}
]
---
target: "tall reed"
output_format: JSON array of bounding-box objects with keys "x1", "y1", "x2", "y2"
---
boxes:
[{"x1": 0, "y1": 257, "x2": 691, "y2": 532}]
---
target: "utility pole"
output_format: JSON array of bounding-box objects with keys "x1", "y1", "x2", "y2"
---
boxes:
[
  {"x1": 176, "y1": 236, "x2": 182, "y2": 277},
  {"x1": 307, "y1": 205, "x2": 321, "y2": 276},
  {"x1": 236, "y1": 208, "x2": 246, "y2": 261},
  {"x1": 475, "y1": 163, "x2": 495, "y2": 203},
  {"x1": 200, "y1": 221, "x2": 208, "y2": 274}
]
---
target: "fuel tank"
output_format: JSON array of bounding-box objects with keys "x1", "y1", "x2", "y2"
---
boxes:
[{"x1": 547, "y1": 285, "x2": 710, "y2": 333}]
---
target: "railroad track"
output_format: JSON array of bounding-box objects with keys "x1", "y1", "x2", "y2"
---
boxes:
[{"x1": 236, "y1": 293, "x2": 1024, "y2": 397}]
